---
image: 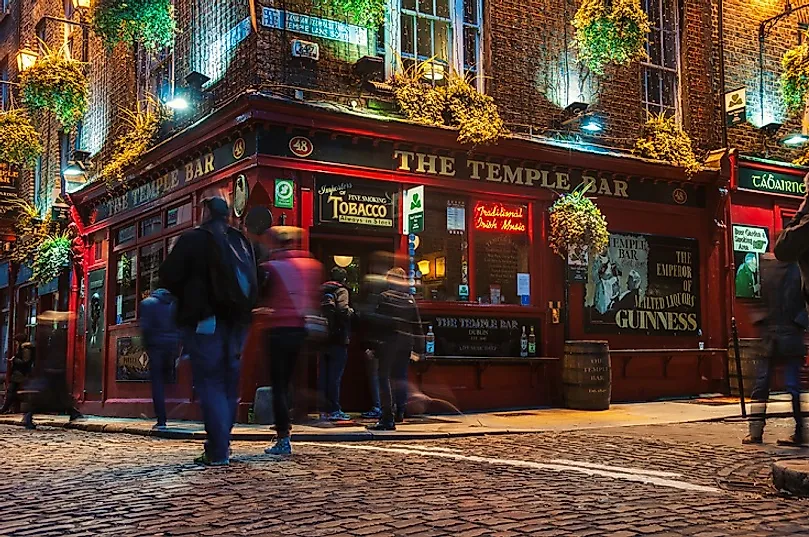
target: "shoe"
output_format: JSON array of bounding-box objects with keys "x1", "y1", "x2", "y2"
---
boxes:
[
  {"x1": 328, "y1": 411, "x2": 351, "y2": 421},
  {"x1": 193, "y1": 452, "x2": 229, "y2": 466},
  {"x1": 265, "y1": 437, "x2": 292, "y2": 456},
  {"x1": 69, "y1": 411, "x2": 84, "y2": 422},
  {"x1": 367, "y1": 421, "x2": 396, "y2": 431},
  {"x1": 394, "y1": 413, "x2": 405, "y2": 424},
  {"x1": 361, "y1": 408, "x2": 382, "y2": 419},
  {"x1": 742, "y1": 434, "x2": 763, "y2": 445},
  {"x1": 776, "y1": 435, "x2": 805, "y2": 447},
  {"x1": 153, "y1": 423, "x2": 168, "y2": 430}
]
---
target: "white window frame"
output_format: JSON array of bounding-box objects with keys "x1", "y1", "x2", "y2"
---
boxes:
[
  {"x1": 0, "y1": 60, "x2": 8, "y2": 111},
  {"x1": 640, "y1": 0, "x2": 681, "y2": 121},
  {"x1": 386, "y1": 0, "x2": 484, "y2": 92}
]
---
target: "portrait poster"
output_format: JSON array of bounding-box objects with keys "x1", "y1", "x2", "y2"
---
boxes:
[
  {"x1": 732, "y1": 225, "x2": 769, "y2": 299},
  {"x1": 584, "y1": 233, "x2": 700, "y2": 335}
]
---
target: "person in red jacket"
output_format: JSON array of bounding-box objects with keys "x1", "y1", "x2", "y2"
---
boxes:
[{"x1": 259, "y1": 226, "x2": 323, "y2": 456}]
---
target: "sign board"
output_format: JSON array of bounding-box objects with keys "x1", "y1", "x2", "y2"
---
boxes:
[
  {"x1": 275, "y1": 179, "x2": 294, "y2": 209},
  {"x1": 116, "y1": 335, "x2": 178, "y2": 383},
  {"x1": 732, "y1": 225, "x2": 769, "y2": 253},
  {"x1": 403, "y1": 185, "x2": 424, "y2": 234},
  {"x1": 585, "y1": 234, "x2": 700, "y2": 335},
  {"x1": 725, "y1": 87, "x2": 746, "y2": 127},
  {"x1": 737, "y1": 166, "x2": 806, "y2": 198},
  {"x1": 262, "y1": 7, "x2": 369, "y2": 47},
  {"x1": 0, "y1": 162, "x2": 19, "y2": 202},
  {"x1": 422, "y1": 314, "x2": 540, "y2": 357},
  {"x1": 473, "y1": 202, "x2": 527, "y2": 233},
  {"x1": 567, "y1": 246, "x2": 589, "y2": 282},
  {"x1": 732, "y1": 225, "x2": 769, "y2": 299},
  {"x1": 315, "y1": 177, "x2": 395, "y2": 229},
  {"x1": 292, "y1": 39, "x2": 320, "y2": 60},
  {"x1": 233, "y1": 174, "x2": 248, "y2": 217}
]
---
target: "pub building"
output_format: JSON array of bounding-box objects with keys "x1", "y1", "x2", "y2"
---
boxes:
[{"x1": 65, "y1": 94, "x2": 729, "y2": 420}]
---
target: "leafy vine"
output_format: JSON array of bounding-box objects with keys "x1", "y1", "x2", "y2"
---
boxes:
[
  {"x1": 325, "y1": 0, "x2": 387, "y2": 28},
  {"x1": 91, "y1": 0, "x2": 177, "y2": 51},
  {"x1": 0, "y1": 109, "x2": 43, "y2": 166},
  {"x1": 634, "y1": 113, "x2": 701, "y2": 177},
  {"x1": 100, "y1": 100, "x2": 164, "y2": 187},
  {"x1": 572, "y1": 0, "x2": 650, "y2": 75},
  {"x1": 20, "y1": 45, "x2": 88, "y2": 131},
  {"x1": 32, "y1": 233, "x2": 72, "y2": 285},
  {"x1": 781, "y1": 37, "x2": 809, "y2": 115}
]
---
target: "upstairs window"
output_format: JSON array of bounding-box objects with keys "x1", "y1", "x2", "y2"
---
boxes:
[
  {"x1": 0, "y1": 58, "x2": 8, "y2": 111},
  {"x1": 641, "y1": 0, "x2": 680, "y2": 118}
]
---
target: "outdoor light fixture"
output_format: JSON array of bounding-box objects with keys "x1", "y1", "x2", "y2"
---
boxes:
[
  {"x1": 165, "y1": 88, "x2": 190, "y2": 110},
  {"x1": 781, "y1": 133, "x2": 809, "y2": 146},
  {"x1": 581, "y1": 116, "x2": 604, "y2": 133},
  {"x1": 333, "y1": 255, "x2": 353, "y2": 268},
  {"x1": 63, "y1": 150, "x2": 90, "y2": 178},
  {"x1": 564, "y1": 102, "x2": 590, "y2": 117},
  {"x1": 71, "y1": 0, "x2": 91, "y2": 8},
  {"x1": 16, "y1": 45, "x2": 38, "y2": 72},
  {"x1": 422, "y1": 61, "x2": 446, "y2": 82},
  {"x1": 166, "y1": 71, "x2": 211, "y2": 111},
  {"x1": 759, "y1": 122, "x2": 783, "y2": 137}
]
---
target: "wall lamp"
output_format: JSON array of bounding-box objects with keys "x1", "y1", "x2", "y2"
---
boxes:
[
  {"x1": 559, "y1": 102, "x2": 603, "y2": 133},
  {"x1": 16, "y1": 45, "x2": 38, "y2": 72},
  {"x1": 166, "y1": 71, "x2": 211, "y2": 111},
  {"x1": 782, "y1": 133, "x2": 809, "y2": 146},
  {"x1": 759, "y1": 122, "x2": 782, "y2": 137},
  {"x1": 63, "y1": 150, "x2": 90, "y2": 178}
]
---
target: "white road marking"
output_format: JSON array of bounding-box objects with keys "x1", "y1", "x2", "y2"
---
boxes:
[
  {"x1": 300, "y1": 442, "x2": 721, "y2": 494},
  {"x1": 549, "y1": 459, "x2": 683, "y2": 478},
  {"x1": 387, "y1": 444, "x2": 463, "y2": 453}
]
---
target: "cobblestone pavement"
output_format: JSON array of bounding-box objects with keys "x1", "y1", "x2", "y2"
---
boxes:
[{"x1": 2, "y1": 419, "x2": 809, "y2": 536}]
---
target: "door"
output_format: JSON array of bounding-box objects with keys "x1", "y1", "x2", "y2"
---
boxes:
[{"x1": 84, "y1": 268, "x2": 106, "y2": 398}]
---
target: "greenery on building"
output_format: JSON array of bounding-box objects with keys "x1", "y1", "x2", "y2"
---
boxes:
[
  {"x1": 572, "y1": 0, "x2": 650, "y2": 75},
  {"x1": 91, "y1": 0, "x2": 177, "y2": 51},
  {"x1": 634, "y1": 113, "x2": 701, "y2": 177},
  {"x1": 326, "y1": 0, "x2": 386, "y2": 27},
  {"x1": 0, "y1": 109, "x2": 43, "y2": 166},
  {"x1": 31, "y1": 233, "x2": 72, "y2": 285},
  {"x1": 548, "y1": 183, "x2": 609, "y2": 257},
  {"x1": 781, "y1": 38, "x2": 809, "y2": 115},
  {"x1": 20, "y1": 46, "x2": 88, "y2": 132},
  {"x1": 100, "y1": 100, "x2": 163, "y2": 187},
  {"x1": 6, "y1": 200, "x2": 53, "y2": 265}
]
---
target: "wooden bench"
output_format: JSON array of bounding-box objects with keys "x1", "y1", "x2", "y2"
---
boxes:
[
  {"x1": 608, "y1": 348, "x2": 727, "y2": 379},
  {"x1": 412, "y1": 356, "x2": 559, "y2": 389}
]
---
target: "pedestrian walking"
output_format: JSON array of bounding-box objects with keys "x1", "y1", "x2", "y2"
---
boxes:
[
  {"x1": 367, "y1": 268, "x2": 424, "y2": 431},
  {"x1": 139, "y1": 286, "x2": 180, "y2": 429},
  {"x1": 318, "y1": 266, "x2": 354, "y2": 421},
  {"x1": 0, "y1": 334, "x2": 35, "y2": 414},
  {"x1": 259, "y1": 226, "x2": 322, "y2": 455},
  {"x1": 742, "y1": 252, "x2": 807, "y2": 446},
  {"x1": 159, "y1": 197, "x2": 260, "y2": 466}
]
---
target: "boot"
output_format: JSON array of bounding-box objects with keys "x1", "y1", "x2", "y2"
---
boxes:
[{"x1": 22, "y1": 412, "x2": 35, "y2": 430}]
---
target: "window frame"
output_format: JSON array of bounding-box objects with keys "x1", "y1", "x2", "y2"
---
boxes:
[
  {"x1": 640, "y1": 0, "x2": 681, "y2": 121},
  {"x1": 0, "y1": 57, "x2": 8, "y2": 112}
]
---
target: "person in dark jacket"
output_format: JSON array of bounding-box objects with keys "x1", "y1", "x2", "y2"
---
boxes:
[
  {"x1": 159, "y1": 197, "x2": 259, "y2": 466},
  {"x1": 1, "y1": 334, "x2": 35, "y2": 414},
  {"x1": 140, "y1": 287, "x2": 180, "y2": 428},
  {"x1": 318, "y1": 266, "x2": 354, "y2": 421},
  {"x1": 367, "y1": 267, "x2": 424, "y2": 431},
  {"x1": 743, "y1": 253, "x2": 807, "y2": 446},
  {"x1": 776, "y1": 175, "x2": 809, "y2": 305}
]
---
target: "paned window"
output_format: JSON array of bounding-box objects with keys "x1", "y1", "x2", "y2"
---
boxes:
[
  {"x1": 641, "y1": 0, "x2": 680, "y2": 118},
  {"x1": 0, "y1": 58, "x2": 8, "y2": 111}
]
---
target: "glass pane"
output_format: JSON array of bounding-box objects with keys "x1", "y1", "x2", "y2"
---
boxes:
[
  {"x1": 464, "y1": 0, "x2": 477, "y2": 24},
  {"x1": 646, "y1": 0, "x2": 661, "y2": 28},
  {"x1": 168, "y1": 235, "x2": 181, "y2": 254},
  {"x1": 402, "y1": 0, "x2": 416, "y2": 10},
  {"x1": 662, "y1": 0, "x2": 677, "y2": 31},
  {"x1": 140, "y1": 214, "x2": 162, "y2": 238},
  {"x1": 464, "y1": 26, "x2": 478, "y2": 71},
  {"x1": 662, "y1": 71, "x2": 677, "y2": 109},
  {"x1": 417, "y1": 18, "x2": 432, "y2": 59},
  {"x1": 434, "y1": 20, "x2": 451, "y2": 63},
  {"x1": 139, "y1": 243, "x2": 164, "y2": 301},
  {"x1": 115, "y1": 225, "x2": 136, "y2": 246},
  {"x1": 648, "y1": 30, "x2": 662, "y2": 66},
  {"x1": 401, "y1": 15, "x2": 415, "y2": 56},
  {"x1": 376, "y1": 24, "x2": 386, "y2": 56},
  {"x1": 436, "y1": 0, "x2": 450, "y2": 18},
  {"x1": 166, "y1": 202, "x2": 192, "y2": 228},
  {"x1": 417, "y1": 189, "x2": 467, "y2": 302},
  {"x1": 419, "y1": 0, "x2": 433, "y2": 15},
  {"x1": 115, "y1": 250, "x2": 138, "y2": 325},
  {"x1": 644, "y1": 67, "x2": 661, "y2": 106},
  {"x1": 663, "y1": 31, "x2": 677, "y2": 70}
]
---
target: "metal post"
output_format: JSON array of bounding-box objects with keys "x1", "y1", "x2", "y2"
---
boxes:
[{"x1": 731, "y1": 317, "x2": 747, "y2": 418}]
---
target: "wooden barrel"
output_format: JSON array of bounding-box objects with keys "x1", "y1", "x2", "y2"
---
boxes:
[
  {"x1": 562, "y1": 341, "x2": 611, "y2": 411},
  {"x1": 728, "y1": 338, "x2": 765, "y2": 397}
]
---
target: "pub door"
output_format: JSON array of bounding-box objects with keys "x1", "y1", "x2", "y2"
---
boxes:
[{"x1": 84, "y1": 269, "x2": 105, "y2": 400}]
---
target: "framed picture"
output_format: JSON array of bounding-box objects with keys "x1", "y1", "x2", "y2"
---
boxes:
[{"x1": 435, "y1": 256, "x2": 446, "y2": 278}]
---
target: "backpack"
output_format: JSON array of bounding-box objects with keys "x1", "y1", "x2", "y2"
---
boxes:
[
  {"x1": 203, "y1": 226, "x2": 258, "y2": 321},
  {"x1": 321, "y1": 289, "x2": 337, "y2": 334}
]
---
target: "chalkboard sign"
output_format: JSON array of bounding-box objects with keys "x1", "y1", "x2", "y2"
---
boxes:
[
  {"x1": 423, "y1": 314, "x2": 540, "y2": 357},
  {"x1": 474, "y1": 232, "x2": 529, "y2": 304}
]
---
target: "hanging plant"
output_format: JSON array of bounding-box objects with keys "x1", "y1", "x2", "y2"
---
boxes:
[
  {"x1": 781, "y1": 38, "x2": 809, "y2": 114},
  {"x1": 5, "y1": 200, "x2": 53, "y2": 264},
  {"x1": 0, "y1": 109, "x2": 43, "y2": 166},
  {"x1": 325, "y1": 0, "x2": 386, "y2": 28},
  {"x1": 91, "y1": 0, "x2": 177, "y2": 51},
  {"x1": 390, "y1": 61, "x2": 447, "y2": 125},
  {"x1": 634, "y1": 113, "x2": 701, "y2": 177},
  {"x1": 100, "y1": 100, "x2": 164, "y2": 186},
  {"x1": 548, "y1": 183, "x2": 609, "y2": 258},
  {"x1": 573, "y1": 0, "x2": 650, "y2": 75},
  {"x1": 20, "y1": 45, "x2": 88, "y2": 131},
  {"x1": 32, "y1": 233, "x2": 72, "y2": 285}
]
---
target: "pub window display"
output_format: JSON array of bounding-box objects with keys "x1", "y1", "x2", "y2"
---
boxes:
[
  {"x1": 416, "y1": 191, "x2": 465, "y2": 302},
  {"x1": 472, "y1": 202, "x2": 530, "y2": 305}
]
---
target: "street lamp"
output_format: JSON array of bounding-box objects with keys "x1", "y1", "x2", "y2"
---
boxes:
[
  {"x1": 71, "y1": 0, "x2": 91, "y2": 8},
  {"x1": 16, "y1": 46, "x2": 38, "y2": 72}
]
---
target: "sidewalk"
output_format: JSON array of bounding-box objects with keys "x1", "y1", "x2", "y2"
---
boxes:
[{"x1": 1, "y1": 394, "x2": 806, "y2": 442}]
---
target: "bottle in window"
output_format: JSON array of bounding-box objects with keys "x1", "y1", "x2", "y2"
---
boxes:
[
  {"x1": 528, "y1": 326, "x2": 536, "y2": 357},
  {"x1": 520, "y1": 326, "x2": 528, "y2": 357},
  {"x1": 426, "y1": 325, "x2": 435, "y2": 357}
]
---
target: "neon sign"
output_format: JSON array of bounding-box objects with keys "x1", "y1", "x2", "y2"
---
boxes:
[{"x1": 474, "y1": 202, "x2": 527, "y2": 233}]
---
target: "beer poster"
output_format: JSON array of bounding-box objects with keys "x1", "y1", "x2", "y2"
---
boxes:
[{"x1": 584, "y1": 233, "x2": 700, "y2": 335}]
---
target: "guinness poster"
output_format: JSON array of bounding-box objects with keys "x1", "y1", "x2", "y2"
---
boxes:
[
  {"x1": 585, "y1": 234, "x2": 700, "y2": 335},
  {"x1": 315, "y1": 177, "x2": 396, "y2": 229}
]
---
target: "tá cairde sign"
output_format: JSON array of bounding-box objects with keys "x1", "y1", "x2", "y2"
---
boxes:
[
  {"x1": 315, "y1": 177, "x2": 395, "y2": 229},
  {"x1": 584, "y1": 233, "x2": 700, "y2": 335}
]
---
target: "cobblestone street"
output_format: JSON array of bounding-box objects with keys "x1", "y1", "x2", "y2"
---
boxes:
[{"x1": 2, "y1": 419, "x2": 809, "y2": 536}]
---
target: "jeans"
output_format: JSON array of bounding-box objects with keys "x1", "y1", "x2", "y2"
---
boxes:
[
  {"x1": 0, "y1": 381, "x2": 22, "y2": 412},
  {"x1": 147, "y1": 345, "x2": 174, "y2": 426},
  {"x1": 378, "y1": 336, "x2": 411, "y2": 423},
  {"x1": 749, "y1": 354, "x2": 804, "y2": 439},
  {"x1": 365, "y1": 353, "x2": 381, "y2": 411},
  {"x1": 267, "y1": 327, "x2": 307, "y2": 438},
  {"x1": 319, "y1": 345, "x2": 349, "y2": 413},
  {"x1": 183, "y1": 321, "x2": 247, "y2": 462}
]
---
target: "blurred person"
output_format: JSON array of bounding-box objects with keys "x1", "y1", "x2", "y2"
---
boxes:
[
  {"x1": 260, "y1": 226, "x2": 322, "y2": 455},
  {"x1": 139, "y1": 286, "x2": 180, "y2": 429},
  {"x1": 319, "y1": 266, "x2": 354, "y2": 421},
  {"x1": 160, "y1": 197, "x2": 260, "y2": 466},
  {"x1": 776, "y1": 171, "x2": 809, "y2": 305},
  {"x1": 743, "y1": 252, "x2": 807, "y2": 446},
  {"x1": 0, "y1": 334, "x2": 35, "y2": 414},
  {"x1": 367, "y1": 267, "x2": 424, "y2": 431}
]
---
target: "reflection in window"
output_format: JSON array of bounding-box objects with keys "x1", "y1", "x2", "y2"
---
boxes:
[
  {"x1": 140, "y1": 214, "x2": 163, "y2": 238},
  {"x1": 139, "y1": 243, "x2": 164, "y2": 300},
  {"x1": 167, "y1": 203, "x2": 192, "y2": 227},
  {"x1": 116, "y1": 225, "x2": 136, "y2": 246},
  {"x1": 416, "y1": 190, "x2": 467, "y2": 302},
  {"x1": 115, "y1": 250, "x2": 137, "y2": 324},
  {"x1": 168, "y1": 235, "x2": 181, "y2": 254}
]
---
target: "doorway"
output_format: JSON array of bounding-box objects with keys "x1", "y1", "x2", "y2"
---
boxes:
[{"x1": 312, "y1": 235, "x2": 397, "y2": 293}]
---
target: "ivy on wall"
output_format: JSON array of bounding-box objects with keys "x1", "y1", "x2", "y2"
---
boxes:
[
  {"x1": 20, "y1": 46, "x2": 88, "y2": 132},
  {"x1": 548, "y1": 184, "x2": 609, "y2": 257},
  {"x1": 634, "y1": 113, "x2": 701, "y2": 177},
  {"x1": 0, "y1": 109, "x2": 43, "y2": 166},
  {"x1": 99, "y1": 100, "x2": 164, "y2": 187},
  {"x1": 31, "y1": 233, "x2": 72, "y2": 285},
  {"x1": 781, "y1": 38, "x2": 809, "y2": 115},
  {"x1": 326, "y1": 0, "x2": 387, "y2": 28},
  {"x1": 572, "y1": 0, "x2": 650, "y2": 75},
  {"x1": 92, "y1": 0, "x2": 177, "y2": 51}
]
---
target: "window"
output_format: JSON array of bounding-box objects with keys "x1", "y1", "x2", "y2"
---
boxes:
[
  {"x1": 115, "y1": 225, "x2": 136, "y2": 246},
  {"x1": 393, "y1": 0, "x2": 483, "y2": 88},
  {"x1": 138, "y1": 242, "x2": 164, "y2": 300},
  {"x1": 140, "y1": 214, "x2": 162, "y2": 238},
  {"x1": 641, "y1": 0, "x2": 680, "y2": 118},
  {"x1": 166, "y1": 202, "x2": 192, "y2": 228},
  {"x1": 1, "y1": 0, "x2": 9, "y2": 16},
  {"x1": 115, "y1": 250, "x2": 138, "y2": 324},
  {"x1": 0, "y1": 58, "x2": 8, "y2": 111},
  {"x1": 416, "y1": 191, "x2": 467, "y2": 302}
]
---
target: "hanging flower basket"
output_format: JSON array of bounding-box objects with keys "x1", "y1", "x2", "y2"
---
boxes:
[
  {"x1": 573, "y1": 0, "x2": 650, "y2": 75},
  {"x1": 781, "y1": 38, "x2": 809, "y2": 115},
  {"x1": 633, "y1": 113, "x2": 701, "y2": 177},
  {"x1": 0, "y1": 109, "x2": 43, "y2": 166},
  {"x1": 20, "y1": 46, "x2": 88, "y2": 132},
  {"x1": 92, "y1": 0, "x2": 177, "y2": 51},
  {"x1": 5, "y1": 200, "x2": 52, "y2": 265},
  {"x1": 32, "y1": 233, "x2": 72, "y2": 285},
  {"x1": 548, "y1": 184, "x2": 609, "y2": 258},
  {"x1": 325, "y1": 0, "x2": 386, "y2": 28},
  {"x1": 100, "y1": 99, "x2": 164, "y2": 186}
]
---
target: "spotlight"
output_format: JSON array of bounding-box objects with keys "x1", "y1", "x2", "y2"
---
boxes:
[
  {"x1": 782, "y1": 133, "x2": 809, "y2": 146},
  {"x1": 581, "y1": 116, "x2": 604, "y2": 133},
  {"x1": 564, "y1": 102, "x2": 589, "y2": 116},
  {"x1": 759, "y1": 122, "x2": 783, "y2": 137}
]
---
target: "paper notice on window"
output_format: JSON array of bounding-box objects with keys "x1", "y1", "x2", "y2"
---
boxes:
[
  {"x1": 447, "y1": 202, "x2": 466, "y2": 233},
  {"x1": 517, "y1": 273, "x2": 530, "y2": 297}
]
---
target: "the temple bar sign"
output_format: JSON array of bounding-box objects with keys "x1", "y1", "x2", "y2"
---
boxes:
[{"x1": 738, "y1": 166, "x2": 806, "y2": 198}]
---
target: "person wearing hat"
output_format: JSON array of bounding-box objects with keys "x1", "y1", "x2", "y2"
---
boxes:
[{"x1": 160, "y1": 196, "x2": 260, "y2": 466}]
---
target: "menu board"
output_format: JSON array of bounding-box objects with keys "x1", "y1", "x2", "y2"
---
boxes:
[
  {"x1": 424, "y1": 314, "x2": 540, "y2": 357},
  {"x1": 474, "y1": 232, "x2": 529, "y2": 304},
  {"x1": 584, "y1": 233, "x2": 700, "y2": 335},
  {"x1": 315, "y1": 176, "x2": 396, "y2": 230}
]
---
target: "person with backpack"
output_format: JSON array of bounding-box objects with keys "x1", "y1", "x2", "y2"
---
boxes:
[
  {"x1": 159, "y1": 196, "x2": 260, "y2": 466},
  {"x1": 139, "y1": 286, "x2": 180, "y2": 429},
  {"x1": 259, "y1": 226, "x2": 323, "y2": 456},
  {"x1": 319, "y1": 266, "x2": 354, "y2": 421},
  {"x1": 1, "y1": 334, "x2": 35, "y2": 414}
]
